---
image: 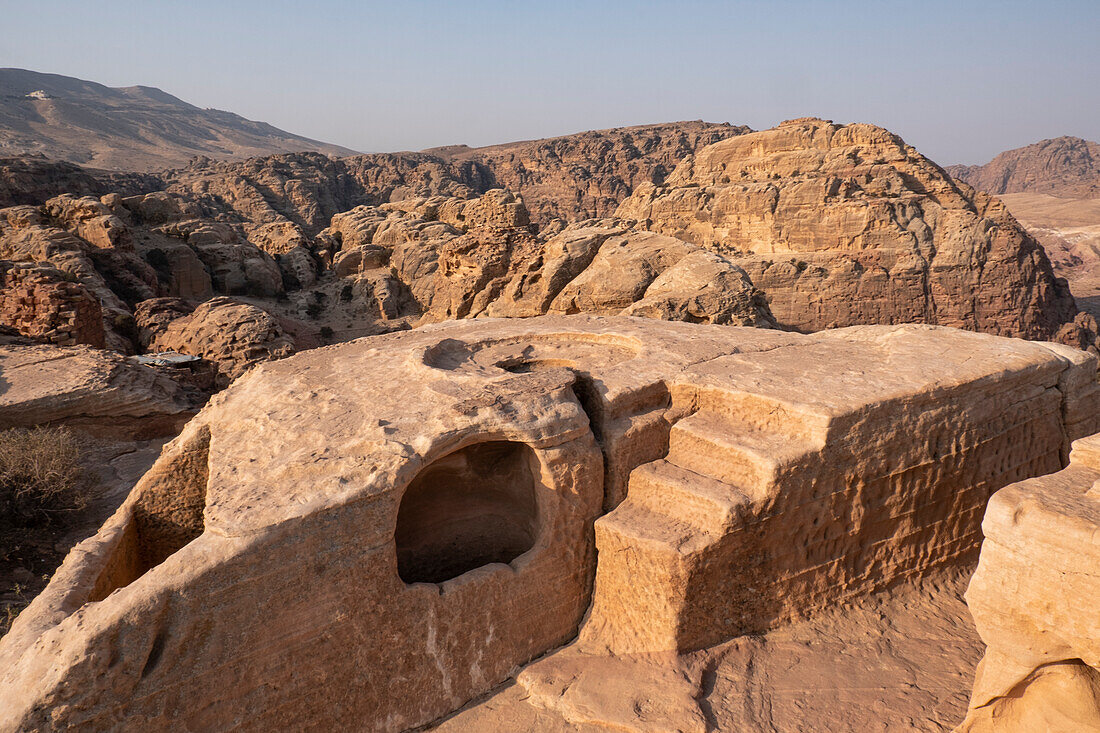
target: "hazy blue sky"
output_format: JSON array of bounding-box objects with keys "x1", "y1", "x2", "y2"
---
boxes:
[{"x1": 2, "y1": 0, "x2": 1097, "y2": 164}]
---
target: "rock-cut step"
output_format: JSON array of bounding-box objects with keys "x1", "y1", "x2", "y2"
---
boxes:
[
  {"x1": 626, "y1": 459, "x2": 751, "y2": 531},
  {"x1": 666, "y1": 411, "x2": 819, "y2": 499},
  {"x1": 595, "y1": 458, "x2": 753, "y2": 558}
]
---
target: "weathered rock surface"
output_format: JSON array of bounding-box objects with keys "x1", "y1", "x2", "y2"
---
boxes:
[
  {"x1": 162, "y1": 122, "x2": 746, "y2": 234},
  {"x1": 0, "y1": 344, "x2": 193, "y2": 438},
  {"x1": 0, "y1": 199, "x2": 158, "y2": 352},
  {"x1": 948, "y1": 136, "x2": 1100, "y2": 199},
  {"x1": 430, "y1": 121, "x2": 749, "y2": 224},
  {"x1": 0, "y1": 260, "x2": 105, "y2": 346},
  {"x1": 616, "y1": 117, "x2": 1081, "y2": 341},
  {"x1": 131, "y1": 297, "x2": 192, "y2": 345},
  {"x1": 0, "y1": 155, "x2": 160, "y2": 208},
  {"x1": 0, "y1": 316, "x2": 1095, "y2": 731},
  {"x1": 443, "y1": 566, "x2": 983, "y2": 732},
  {"x1": 308, "y1": 192, "x2": 776, "y2": 331},
  {"x1": 147, "y1": 296, "x2": 297, "y2": 387},
  {"x1": 0, "y1": 117, "x2": 1096, "y2": 391},
  {"x1": 959, "y1": 432, "x2": 1100, "y2": 732}
]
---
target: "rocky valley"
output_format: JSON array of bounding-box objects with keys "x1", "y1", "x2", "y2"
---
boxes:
[{"x1": 0, "y1": 71, "x2": 1099, "y2": 732}]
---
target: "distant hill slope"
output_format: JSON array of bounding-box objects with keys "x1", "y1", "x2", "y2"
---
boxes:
[
  {"x1": 947, "y1": 136, "x2": 1100, "y2": 198},
  {"x1": 0, "y1": 68, "x2": 357, "y2": 171}
]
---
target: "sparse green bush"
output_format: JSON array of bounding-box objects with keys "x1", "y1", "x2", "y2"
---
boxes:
[{"x1": 0, "y1": 428, "x2": 88, "y2": 526}]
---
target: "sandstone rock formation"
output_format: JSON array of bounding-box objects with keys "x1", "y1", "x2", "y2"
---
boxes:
[
  {"x1": 429, "y1": 121, "x2": 749, "y2": 224},
  {"x1": 0, "y1": 117, "x2": 1095, "y2": 393},
  {"x1": 0, "y1": 344, "x2": 194, "y2": 438},
  {"x1": 959, "y1": 432, "x2": 1100, "y2": 732},
  {"x1": 0, "y1": 68, "x2": 356, "y2": 171},
  {"x1": 0, "y1": 189, "x2": 290, "y2": 354},
  {"x1": 0, "y1": 155, "x2": 159, "y2": 208},
  {"x1": 163, "y1": 122, "x2": 746, "y2": 233},
  {"x1": 0, "y1": 260, "x2": 105, "y2": 346},
  {"x1": 616, "y1": 117, "x2": 1081, "y2": 341},
  {"x1": 308, "y1": 191, "x2": 775, "y2": 331},
  {"x1": 443, "y1": 566, "x2": 985, "y2": 732},
  {"x1": 0, "y1": 197, "x2": 162, "y2": 351},
  {"x1": 946, "y1": 137, "x2": 1100, "y2": 324},
  {"x1": 948, "y1": 136, "x2": 1100, "y2": 199},
  {"x1": 1, "y1": 316, "x2": 1095, "y2": 731},
  {"x1": 145, "y1": 297, "x2": 297, "y2": 388}
]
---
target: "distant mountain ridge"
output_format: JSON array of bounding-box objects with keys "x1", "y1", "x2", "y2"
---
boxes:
[
  {"x1": 947, "y1": 136, "x2": 1100, "y2": 198},
  {"x1": 0, "y1": 68, "x2": 357, "y2": 171}
]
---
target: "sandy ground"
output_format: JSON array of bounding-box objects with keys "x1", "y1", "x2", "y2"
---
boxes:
[
  {"x1": 435, "y1": 565, "x2": 982, "y2": 732},
  {"x1": 999, "y1": 193, "x2": 1100, "y2": 315}
]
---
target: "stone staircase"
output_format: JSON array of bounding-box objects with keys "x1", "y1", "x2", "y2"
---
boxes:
[{"x1": 586, "y1": 399, "x2": 825, "y2": 653}]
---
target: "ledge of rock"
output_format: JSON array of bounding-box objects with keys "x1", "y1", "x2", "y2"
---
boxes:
[
  {"x1": 1, "y1": 316, "x2": 1097, "y2": 731},
  {"x1": 0, "y1": 343, "x2": 196, "y2": 438},
  {"x1": 959, "y1": 432, "x2": 1100, "y2": 731}
]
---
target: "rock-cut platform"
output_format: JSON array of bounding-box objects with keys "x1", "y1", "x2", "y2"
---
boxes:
[{"x1": 0, "y1": 315, "x2": 1097, "y2": 731}]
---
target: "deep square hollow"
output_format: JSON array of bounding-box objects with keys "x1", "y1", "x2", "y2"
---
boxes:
[{"x1": 395, "y1": 441, "x2": 540, "y2": 585}]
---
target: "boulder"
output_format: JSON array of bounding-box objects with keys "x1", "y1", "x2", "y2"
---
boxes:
[{"x1": 148, "y1": 297, "x2": 296, "y2": 387}]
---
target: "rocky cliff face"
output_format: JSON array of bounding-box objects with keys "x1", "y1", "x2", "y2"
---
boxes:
[
  {"x1": 0, "y1": 156, "x2": 161, "y2": 208},
  {"x1": 947, "y1": 136, "x2": 1100, "y2": 198},
  {"x1": 429, "y1": 121, "x2": 749, "y2": 224},
  {"x1": 616, "y1": 117, "x2": 1082, "y2": 341}
]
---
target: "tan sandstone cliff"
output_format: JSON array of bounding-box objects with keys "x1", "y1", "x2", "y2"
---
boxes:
[
  {"x1": 960, "y1": 432, "x2": 1100, "y2": 731},
  {"x1": 616, "y1": 117, "x2": 1082, "y2": 341}
]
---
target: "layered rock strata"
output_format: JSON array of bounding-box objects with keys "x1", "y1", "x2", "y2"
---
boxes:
[
  {"x1": 0, "y1": 316, "x2": 1096, "y2": 731},
  {"x1": 616, "y1": 117, "x2": 1080, "y2": 341},
  {"x1": 0, "y1": 344, "x2": 195, "y2": 438},
  {"x1": 959, "y1": 433, "x2": 1100, "y2": 731},
  {"x1": 0, "y1": 260, "x2": 104, "y2": 346}
]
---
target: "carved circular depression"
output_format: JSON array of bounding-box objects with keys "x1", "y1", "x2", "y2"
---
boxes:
[
  {"x1": 395, "y1": 441, "x2": 540, "y2": 584},
  {"x1": 422, "y1": 333, "x2": 641, "y2": 375}
]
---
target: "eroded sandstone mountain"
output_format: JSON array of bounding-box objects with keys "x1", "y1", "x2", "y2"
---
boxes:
[
  {"x1": 946, "y1": 137, "x2": 1100, "y2": 325},
  {"x1": 428, "y1": 121, "x2": 749, "y2": 223},
  {"x1": 616, "y1": 117, "x2": 1084, "y2": 341},
  {"x1": 163, "y1": 120, "x2": 747, "y2": 234},
  {"x1": 948, "y1": 136, "x2": 1100, "y2": 198}
]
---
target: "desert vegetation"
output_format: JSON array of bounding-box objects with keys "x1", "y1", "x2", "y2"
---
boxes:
[
  {"x1": 0, "y1": 427, "x2": 89, "y2": 635},
  {"x1": 0, "y1": 427, "x2": 87, "y2": 526}
]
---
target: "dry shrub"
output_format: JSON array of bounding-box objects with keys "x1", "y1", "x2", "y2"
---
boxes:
[{"x1": 0, "y1": 427, "x2": 88, "y2": 525}]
